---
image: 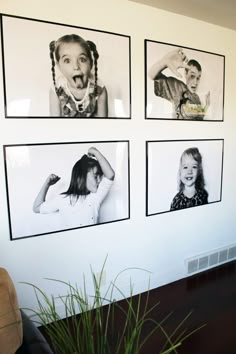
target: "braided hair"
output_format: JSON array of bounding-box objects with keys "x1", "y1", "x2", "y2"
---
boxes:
[
  {"x1": 49, "y1": 34, "x2": 99, "y2": 96},
  {"x1": 86, "y1": 40, "x2": 99, "y2": 96},
  {"x1": 49, "y1": 40, "x2": 58, "y2": 94}
]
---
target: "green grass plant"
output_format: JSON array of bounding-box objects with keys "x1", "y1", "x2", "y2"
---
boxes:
[{"x1": 22, "y1": 259, "x2": 204, "y2": 354}]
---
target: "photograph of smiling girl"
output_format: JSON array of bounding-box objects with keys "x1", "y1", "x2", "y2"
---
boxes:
[
  {"x1": 4, "y1": 141, "x2": 130, "y2": 240},
  {"x1": 145, "y1": 40, "x2": 225, "y2": 121},
  {"x1": 1, "y1": 14, "x2": 131, "y2": 118},
  {"x1": 146, "y1": 139, "x2": 224, "y2": 216}
]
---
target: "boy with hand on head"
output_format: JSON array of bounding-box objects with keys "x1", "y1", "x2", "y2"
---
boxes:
[{"x1": 148, "y1": 48, "x2": 210, "y2": 120}]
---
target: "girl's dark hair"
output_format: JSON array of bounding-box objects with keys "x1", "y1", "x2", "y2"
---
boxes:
[
  {"x1": 179, "y1": 147, "x2": 205, "y2": 191},
  {"x1": 49, "y1": 34, "x2": 99, "y2": 96},
  {"x1": 62, "y1": 154, "x2": 103, "y2": 200}
]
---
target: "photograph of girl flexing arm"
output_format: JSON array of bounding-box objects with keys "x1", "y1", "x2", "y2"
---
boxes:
[
  {"x1": 33, "y1": 147, "x2": 114, "y2": 226},
  {"x1": 4, "y1": 141, "x2": 130, "y2": 240}
]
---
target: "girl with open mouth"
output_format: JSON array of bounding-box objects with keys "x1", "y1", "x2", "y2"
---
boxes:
[{"x1": 49, "y1": 34, "x2": 108, "y2": 117}]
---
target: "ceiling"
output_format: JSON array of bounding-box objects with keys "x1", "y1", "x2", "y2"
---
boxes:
[{"x1": 130, "y1": 0, "x2": 236, "y2": 31}]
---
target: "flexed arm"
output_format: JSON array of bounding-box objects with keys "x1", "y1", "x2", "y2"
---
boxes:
[
  {"x1": 148, "y1": 48, "x2": 189, "y2": 80},
  {"x1": 33, "y1": 174, "x2": 60, "y2": 213},
  {"x1": 88, "y1": 147, "x2": 115, "y2": 180}
]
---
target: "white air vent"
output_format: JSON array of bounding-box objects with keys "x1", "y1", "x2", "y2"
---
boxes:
[
  {"x1": 186, "y1": 244, "x2": 236, "y2": 275},
  {"x1": 209, "y1": 253, "x2": 218, "y2": 266},
  {"x1": 228, "y1": 246, "x2": 236, "y2": 259}
]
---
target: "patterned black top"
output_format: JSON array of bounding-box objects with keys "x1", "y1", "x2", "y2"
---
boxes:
[{"x1": 170, "y1": 188, "x2": 208, "y2": 211}]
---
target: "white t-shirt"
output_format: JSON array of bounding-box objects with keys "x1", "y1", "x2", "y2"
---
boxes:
[{"x1": 39, "y1": 177, "x2": 113, "y2": 228}]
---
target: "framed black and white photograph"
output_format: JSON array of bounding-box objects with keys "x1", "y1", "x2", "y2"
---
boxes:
[
  {"x1": 0, "y1": 14, "x2": 131, "y2": 118},
  {"x1": 146, "y1": 139, "x2": 224, "y2": 216},
  {"x1": 4, "y1": 141, "x2": 130, "y2": 240},
  {"x1": 145, "y1": 40, "x2": 225, "y2": 121}
]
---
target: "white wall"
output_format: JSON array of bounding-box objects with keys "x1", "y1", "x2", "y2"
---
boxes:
[{"x1": 0, "y1": 0, "x2": 236, "y2": 312}]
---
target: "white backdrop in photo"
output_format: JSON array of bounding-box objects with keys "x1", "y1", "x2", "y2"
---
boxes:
[
  {"x1": 2, "y1": 16, "x2": 130, "y2": 118},
  {"x1": 146, "y1": 41, "x2": 224, "y2": 120},
  {"x1": 147, "y1": 140, "x2": 223, "y2": 215},
  {"x1": 5, "y1": 141, "x2": 129, "y2": 239}
]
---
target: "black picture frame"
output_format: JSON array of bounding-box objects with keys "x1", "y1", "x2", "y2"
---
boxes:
[
  {"x1": 145, "y1": 40, "x2": 225, "y2": 121},
  {"x1": 4, "y1": 140, "x2": 130, "y2": 240},
  {"x1": 0, "y1": 14, "x2": 131, "y2": 119},
  {"x1": 146, "y1": 139, "x2": 224, "y2": 216}
]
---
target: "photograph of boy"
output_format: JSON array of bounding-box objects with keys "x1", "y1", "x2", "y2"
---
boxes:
[
  {"x1": 145, "y1": 41, "x2": 224, "y2": 121},
  {"x1": 4, "y1": 141, "x2": 129, "y2": 239},
  {"x1": 1, "y1": 15, "x2": 130, "y2": 118},
  {"x1": 147, "y1": 140, "x2": 223, "y2": 216}
]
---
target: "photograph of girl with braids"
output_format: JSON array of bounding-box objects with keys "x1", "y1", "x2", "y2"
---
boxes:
[
  {"x1": 145, "y1": 40, "x2": 225, "y2": 121},
  {"x1": 49, "y1": 34, "x2": 108, "y2": 117},
  {"x1": 1, "y1": 15, "x2": 131, "y2": 118},
  {"x1": 4, "y1": 141, "x2": 130, "y2": 240},
  {"x1": 146, "y1": 139, "x2": 223, "y2": 216}
]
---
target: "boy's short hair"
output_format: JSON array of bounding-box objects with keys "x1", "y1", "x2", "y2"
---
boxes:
[{"x1": 186, "y1": 59, "x2": 202, "y2": 73}]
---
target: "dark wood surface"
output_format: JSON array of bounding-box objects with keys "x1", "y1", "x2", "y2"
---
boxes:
[{"x1": 139, "y1": 260, "x2": 236, "y2": 354}]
